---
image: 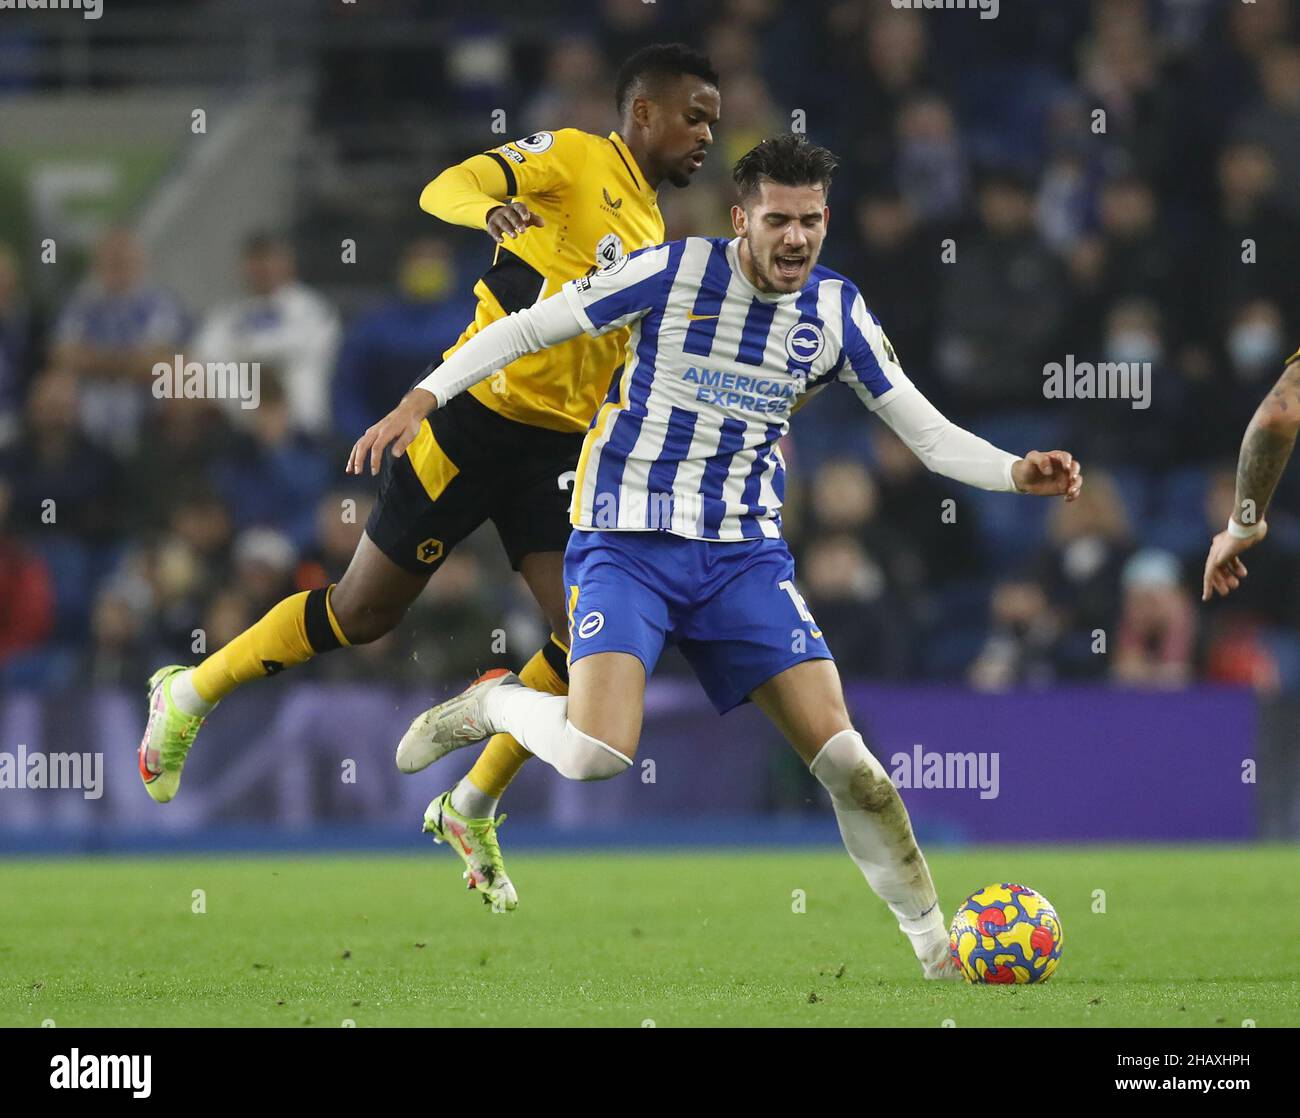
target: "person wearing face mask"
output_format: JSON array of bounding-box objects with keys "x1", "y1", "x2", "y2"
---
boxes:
[
  {"x1": 1225, "y1": 299, "x2": 1287, "y2": 383},
  {"x1": 331, "y1": 239, "x2": 476, "y2": 439},
  {"x1": 1105, "y1": 320, "x2": 1163, "y2": 368},
  {"x1": 1074, "y1": 299, "x2": 1174, "y2": 467}
]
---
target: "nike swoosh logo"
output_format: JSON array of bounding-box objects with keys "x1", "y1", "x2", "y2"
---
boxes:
[
  {"x1": 686, "y1": 311, "x2": 720, "y2": 321},
  {"x1": 445, "y1": 816, "x2": 474, "y2": 855}
]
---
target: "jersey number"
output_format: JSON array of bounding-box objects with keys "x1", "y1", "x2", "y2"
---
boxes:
[{"x1": 779, "y1": 579, "x2": 822, "y2": 639}]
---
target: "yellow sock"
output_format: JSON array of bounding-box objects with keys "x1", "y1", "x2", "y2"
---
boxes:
[
  {"x1": 465, "y1": 634, "x2": 569, "y2": 798},
  {"x1": 190, "y1": 585, "x2": 350, "y2": 704}
]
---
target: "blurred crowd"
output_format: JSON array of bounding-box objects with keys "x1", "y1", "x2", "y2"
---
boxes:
[{"x1": 4, "y1": 0, "x2": 1300, "y2": 694}]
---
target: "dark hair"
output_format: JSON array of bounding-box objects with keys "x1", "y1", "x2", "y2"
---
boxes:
[
  {"x1": 614, "y1": 43, "x2": 718, "y2": 115},
  {"x1": 733, "y1": 134, "x2": 839, "y2": 205}
]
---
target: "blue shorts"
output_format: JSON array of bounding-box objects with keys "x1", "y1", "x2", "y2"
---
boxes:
[{"x1": 563, "y1": 529, "x2": 834, "y2": 714}]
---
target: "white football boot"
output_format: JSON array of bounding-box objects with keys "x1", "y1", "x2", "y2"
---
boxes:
[{"x1": 395, "y1": 668, "x2": 520, "y2": 773}]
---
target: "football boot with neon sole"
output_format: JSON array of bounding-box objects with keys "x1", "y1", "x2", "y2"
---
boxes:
[
  {"x1": 138, "y1": 665, "x2": 207, "y2": 803},
  {"x1": 422, "y1": 790, "x2": 518, "y2": 912}
]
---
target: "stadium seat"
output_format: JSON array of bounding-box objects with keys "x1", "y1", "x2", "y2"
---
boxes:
[
  {"x1": 963, "y1": 485, "x2": 1050, "y2": 573},
  {"x1": 1102, "y1": 466, "x2": 1155, "y2": 527},
  {"x1": 1150, "y1": 466, "x2": 1211, "y2": 556},
  {"x1": 920, "y1": 623, "x2": 988, "y2": 680}
]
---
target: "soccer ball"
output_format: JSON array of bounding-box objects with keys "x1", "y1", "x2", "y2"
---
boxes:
[{"x1": 949, "y1": 883, "x2": 1063, "y2": 984}]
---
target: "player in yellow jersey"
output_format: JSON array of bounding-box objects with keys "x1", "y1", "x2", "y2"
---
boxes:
[{"x1": 138, "y1": 45, "x2": 721, "y2": 912}]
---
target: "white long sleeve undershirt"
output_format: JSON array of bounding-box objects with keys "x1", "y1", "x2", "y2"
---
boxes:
[
  {"x1": 416, "y1": 294, "x2": 1021, "y2": 493},
  {"x1": 874, "y1": 385, "x2": 1020, "y2": 492},
  {"x1": 416, "y1": 295, "x2": 585, "y2": 407}
]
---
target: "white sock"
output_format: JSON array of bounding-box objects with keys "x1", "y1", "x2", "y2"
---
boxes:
[
  {"x1": 450, "y1": 777, "x2": 498, "y2": 819},
  {"x1": 483, "y1": 683, "x2": 630, "y2": 781},
  {"x1": 170, "y1": 669, "x2": 216, "y2": 717},
  {"x1": 810, "y1": 729, "x2": 948, "y2": 965},
  {"x1": 483, "y1": 683, "x2": 567, "y2": 756}
]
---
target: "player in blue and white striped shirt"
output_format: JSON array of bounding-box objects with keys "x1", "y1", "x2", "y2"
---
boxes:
[
  {"x1": 351, "y1": 135, "x2": 1082, "y2": 976},
  {"x1": 566, "y1": 231, "x2": 894, "y2": 541}
]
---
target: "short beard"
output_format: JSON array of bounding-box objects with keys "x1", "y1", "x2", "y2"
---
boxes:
[{"x1": 742, "y1": 235, "x2": 777, "y2": 292}]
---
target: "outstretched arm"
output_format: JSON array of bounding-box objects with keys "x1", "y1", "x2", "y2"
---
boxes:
[
  {"x1": 346, "y1": 239, "x2": 677, "y2": 476},
  {"x1": 873, "y1": 383, "x2": 1083, "y2": 500},
  {"x1": 345, "y1": 293, "x2": 585, "y2": 476},
  {"x1": 1202, "y1": 349, "x2": 1300, "y2": 601},
  {"x1": 836, "y1": 291, "x2": 1080, "y2": 500}
]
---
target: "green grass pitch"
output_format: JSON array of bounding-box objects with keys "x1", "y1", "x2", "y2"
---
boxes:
[{"x1": 1, "y1": 845, "x2": 1296, "y2": 1027}]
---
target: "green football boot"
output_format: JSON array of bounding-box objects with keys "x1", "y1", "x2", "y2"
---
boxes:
[
  {"x1": 137, "y1": 666, "x2": 207, "y2": 803},
  {"x1": 422, "y1": 790, "x2": 518, "y2": 912}
]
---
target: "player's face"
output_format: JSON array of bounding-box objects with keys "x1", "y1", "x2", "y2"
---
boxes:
[
  {"x1": 732, "y1": 182, "x2": 830, "y2": 293},
  {"x1": 643, "y1": 77, "x2": 720, "y2": 188}
]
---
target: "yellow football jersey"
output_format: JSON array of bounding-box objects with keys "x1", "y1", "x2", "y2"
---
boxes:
[{"x1": 422, "y1": 129, "x2": 665, "y2": 433}]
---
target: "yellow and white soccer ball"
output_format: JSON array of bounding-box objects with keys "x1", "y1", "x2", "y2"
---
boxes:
[{"x1": 949, "y1": 883, "x2": 1063, "y2": 984}]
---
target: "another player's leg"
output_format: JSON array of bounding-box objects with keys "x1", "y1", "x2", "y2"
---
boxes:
[
  {"x1": 410, "y1": 440, "x2": 585, "y2": 907},
  {"x1": 442, "y1": 551, "x2": 572, "y2": 818},
  {"x1": 400, "y1": 650, "x2": 643, "y2": 779},
  {"x1": 400, "y1": 554, "x2": 576, "y2": 912},
  {"x1": 140, "y1": 411, "x2": 486, "y2": 803},
  {"x1": 138, "y1": 532, "x2": 430, "y2": 802},
  {"x1": 409, "y1": 642, "x2": 641, "y2": 913},
  {"x1": 402, "y1": 527, "x2": 661, "y2": 781},
  {"x1": 415, "y1": 648, "x2": 640, "y2": 911},
  {"x1": 750, "y1": 659, "x2": 961, "y2": 981},
  {"x1": 402, "y1": 529, "x2": 663, "y2": 912}
]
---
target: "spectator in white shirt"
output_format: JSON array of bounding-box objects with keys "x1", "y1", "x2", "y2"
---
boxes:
[{"x1": 191, "y1": 233, "x2": 341, "y2": 437}]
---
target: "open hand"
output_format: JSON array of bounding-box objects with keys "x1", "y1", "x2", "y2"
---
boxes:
[{"x1": 346, "y1": 389, "x2": 437, "y2": 477}]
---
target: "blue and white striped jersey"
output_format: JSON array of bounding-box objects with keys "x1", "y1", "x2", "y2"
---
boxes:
[{"x1": 560, "y1": 235, "x2": 912, "y2": 541}]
